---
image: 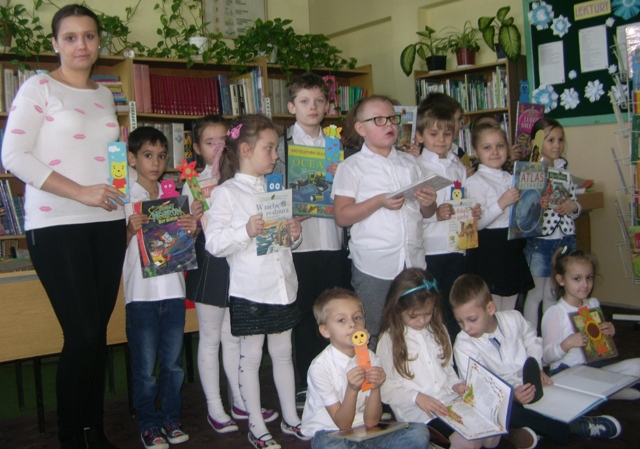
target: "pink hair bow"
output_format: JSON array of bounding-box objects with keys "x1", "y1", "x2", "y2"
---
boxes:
[{"x1": 227, "y1": 124, "x2": 243, "y2": 139}]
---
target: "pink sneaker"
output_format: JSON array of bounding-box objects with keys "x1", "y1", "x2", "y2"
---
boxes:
[
  {"x1": 231, "y1": 405, "x2": 279, "y2": 423},
  {"x1": 207, "y1": 414, "x2": 238, "y2": 434}
]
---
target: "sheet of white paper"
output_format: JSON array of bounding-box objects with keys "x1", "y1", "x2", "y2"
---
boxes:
[
  {"x1": 580, "y1": 25, "x2": 609, "y2": 73},
  {"x1": 538, "y1": 42, "x2": 565, "y2": 85}
]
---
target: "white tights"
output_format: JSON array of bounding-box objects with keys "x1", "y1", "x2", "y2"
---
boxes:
[
  {"x1": 239, "y1": 330, "x2": 299, "y2": 439},
  {"x1": 491, "y1": 294, "x2": 517, "y2": 311},
  {"x1": 195, "y1": 303, "x2": 242, "y2": 422},
  {"x1": 523, "y1": 277, "x2": 556, "y2": 328}
]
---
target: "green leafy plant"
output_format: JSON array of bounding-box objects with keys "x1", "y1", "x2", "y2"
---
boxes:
[
  {"x1": 445, "y1": 21, "x2": 481, "y2": 54},
  {"x1": 96, "y1": 1, "x2": 144, "y2": 55},
  {"x1": 400, "y1": 26, "x2": 450, "y2": 76},
  {"x1": 0, "y1": 1, "x2": 52, "y2": 71},
  {"x1": 478, "y1": 6, "x2": 522, "y2": 62}
]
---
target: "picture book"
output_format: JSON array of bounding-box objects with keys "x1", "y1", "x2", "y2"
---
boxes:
[
  {"x1": 569, "y1": 306, "x2": 618, "y2": 364},
  {"x1": 386, "y1": 174, "x2": 453, "y2": 201},
  {"x1": 393, "y1": 105, "x2": 417, "y2": 152},
  {"x1": 287, "y1": 144, "x2": 342, "y2": 218},
  {"x1": 446, "y1": 198, "x2": 478, "y2": 251},
  {"x1": 107, "y1": 142, "x2": 129, "y2": 203},
  {"x1": 547, "y1": 167, "x2": 572, "y2": 209},
  {"x1": 507, "y1": 161, "x2": 548, "y2": 240},
  {"x1": 435, "y1": 358, "x2": 513, "y2": 441},
  {"x1": 632, "y1": 115, "x2": 640, "y2": 162},
  {"x1": 328, "y1": 422, "x2": 409, "y2": 442},
  {"x1": 514, "y1": 102, "x2": 544, "y2": 160},
  {"x1": 254, "y1": 189, "x2": 293, "y2": 256},
  {"x1": 134, "y1": 196, "x2": 197, "y2": 278},
  {"x1": 524, "y1": 365, "x2": 639, "y2": 423}
]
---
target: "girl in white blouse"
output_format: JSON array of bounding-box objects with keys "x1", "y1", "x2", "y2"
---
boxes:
[{"x1": 377, "y1": 268, "x2": 501, "y2": 449}]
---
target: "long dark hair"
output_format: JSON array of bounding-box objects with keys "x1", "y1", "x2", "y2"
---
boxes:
[{"x1": 52, "y1": 4, "x2": 101, "y2": 39}]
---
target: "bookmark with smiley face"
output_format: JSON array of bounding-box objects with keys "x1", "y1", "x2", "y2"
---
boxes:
[{"x1": 352, "y1": 330, "x2": 373, "y2": 391}]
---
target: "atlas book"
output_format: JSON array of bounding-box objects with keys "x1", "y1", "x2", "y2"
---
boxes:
[
  {"x1": 514, "y1": 102, "x2": 544, "y2": 160},
  {"x1": 524, "y1": 365, "x2": 639, "y2": 423},
  {"x1": 507, "y1": 161, "x2": 548, "y2": 240},
  {"x1": 328, "y1": 422, "x2": 409, "y2": 442},
  {"x1": 134, "y1": 195, "x2": 197, "y2": 278},
  {"x1": 547, "y1": 167, "x2": 572, "y2": 209},
  {"x1": 386, "y1": 174, "x2": 453, "y2": 200},
  {"x1": 394, "y1": 105, "x2": 417, "y2": 151},
  {"x1": 446, "y1": 198, "x2": 478, "y2": 251},
  {"x1": 435, "y1": 358, "x2": 513, "y2": 440},
  {"x1": 569, "y1": 306, "x2": 618, "y2": 364},
  {"x1": 254, "y1": 189, "x2": 293, "y2": 256},
  {"x1": 287, "y1": 143, "x2": 342, "y2": 218}
]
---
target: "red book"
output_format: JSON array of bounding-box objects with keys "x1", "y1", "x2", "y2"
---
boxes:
[
  {"x1": 210, "y1": 77, "x2": 220, "y2": 115},
  {"x1": 140, "y1": 65, "x2": 152, "y2": 113},
  {"x1": 514, "y1": 102, "x2": 544, "y2": 160},
  {"x1": 133, "y1": 64, "x2": 144, "y2": 113}
]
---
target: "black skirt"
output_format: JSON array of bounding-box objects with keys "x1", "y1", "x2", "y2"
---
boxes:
[
  {"x1": 230, "y1": 296, "x2": 301, "y2": 336},
  {"x1": 464, "y1": 228, "x2": 534, "y2": 296},
  {"x1": 185, "y1": 232, "x2": 230, "y2": 307}
]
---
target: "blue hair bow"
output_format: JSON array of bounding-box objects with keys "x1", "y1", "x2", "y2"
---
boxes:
[{"x1": 400, "y1": 278, "x2": 438, "y2": 297}]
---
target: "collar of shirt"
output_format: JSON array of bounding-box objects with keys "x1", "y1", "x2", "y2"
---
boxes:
[
  {"x1": 292, "y1": 122, "x2": 325, "y2": 147},
  {"x1": 360, "y1": 143, "x2": 399, "y2": 160},
  {"x1": 234, "y1": 172, "x2": 265, "y2": 192},
  {"x1": 422, "y1": 148, "x2": 456, "y2": 167},
  {"x1": 329, "y1": 344, "x2": 358, "y2": 371},
  {"x1": 478, "y1": 164, "x2": 511, "y2": 185}
]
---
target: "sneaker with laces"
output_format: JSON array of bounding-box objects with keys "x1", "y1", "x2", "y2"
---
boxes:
[
  {"x1": 506, "y1": 427, "x2": 538, "y2": 449},
  {"x1": 248, "y1": 432, "x2": 281, "y2": 449},
  {"x1": 576, "y1": 415, "x2": 621, "y2": 439},
  {"x1": 162, "y1": 420, "x2": 189, "y2": 444},
  {"x1": 295, "y1": 390, "x2": 307, "y2": 410},
  {"x1": 207, "y1": 414, "x2": 238, "y2": 433},
  {"x1": 232, "y1": 405, "x2": 279, "y2": 423},
  {"x1": 141, "y1": 428, "x2": 169, "y2": 449},
  {"x1": 280, "y1": 420, "x2": 311, "y2": 441}
]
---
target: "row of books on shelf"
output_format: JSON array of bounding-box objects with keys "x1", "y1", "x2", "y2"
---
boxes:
[
  {"x1": 1, "y1": 64, "x2": 49, "y2": 113},
  {"x1": 457, "y1": 113, "x2": 510, "y2": 157},
  {"x1": 137, "y1": 122, "x2": 195, "y2": 170},
  {"x1": 0, "y1": 179, "x2": 25, "y2": 237},
  {"x1": 92, "y1": 74, "x2": 129, "y2": 113}
]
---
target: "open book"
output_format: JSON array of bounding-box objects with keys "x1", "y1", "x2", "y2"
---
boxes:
[
  {"x1": 435, "y1": 358, "x2": 513, "y2": 440},
  {"x1": 328, "y1": 421, "x2": 408, "y2": 442},
  {"x1": 386, "y1": 174, "x2": 453, "y2": 200},
  {"x1": 524, "y1": 365, "x2": 639, "y2": 423}
]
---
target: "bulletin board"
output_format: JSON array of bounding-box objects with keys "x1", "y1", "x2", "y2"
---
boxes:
[
  {"x1": 204, "y1": 0, "x2": 267, "y2": 39},
  {"x1": 523, "y1": 0, "x2": 640, "y2": 126}
]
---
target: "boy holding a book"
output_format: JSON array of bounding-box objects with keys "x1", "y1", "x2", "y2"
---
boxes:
[
  {"x1": 123, "y1": 126, "x2": 197, "y2": 449},
  {"x1": 300, "y1": 287, "x2": 430, "y2": 448},
  {"x1": 450, "y1": 274, "x2": 622, "y2": 447}
]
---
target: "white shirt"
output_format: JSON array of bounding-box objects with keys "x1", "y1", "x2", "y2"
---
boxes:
[
  {"x1": 123, "y1": 182, "x2": 186, "y2": 304},
  {"x1": 377, "y1": 326, "x2": 460, "y2": 424},
  {"x1": 541, "y1": 297, "x2": 600, "y2": 370},
  {"x1": 332, "y1": 144, "x2": 427, "y2": 279},
  {"x1": 301, "y1": 344, "x2": 380, "y2": 438},
  {"x1": 417, "y1": 148, "x2": 467, "y2": 255},
  {"x1": 464, "y1": 164, "x2": 512, "y2": 230},
  {"x1": 454, "y1": 310, "x2": 542, "y2": 387},
  {"x1": 1, "y1": 74, "x2": 124, "y2": 230},
  {"x1": 205, "y1": 173, "x2": 297, "y2": 305}
]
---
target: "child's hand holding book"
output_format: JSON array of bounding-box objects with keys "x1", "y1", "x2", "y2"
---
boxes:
[{"x1": 416, "y1": 393, "x2": 449, "y2": 418}]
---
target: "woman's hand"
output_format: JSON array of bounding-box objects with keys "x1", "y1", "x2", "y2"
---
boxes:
[{"x1": 78, "y1": 184, "x2": 126, "y2": 211}]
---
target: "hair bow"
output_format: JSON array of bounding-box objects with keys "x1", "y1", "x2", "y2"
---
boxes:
[
  {"x1": 400, "y1": 278, "x2": 438, "y2": 297},
  {"x1": 227, "y1": 124, "x2": 243, "y2": 139}
]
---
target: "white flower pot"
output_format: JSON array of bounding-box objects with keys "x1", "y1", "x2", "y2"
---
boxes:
[{"x1": 189, "y1": 36, "x2": 208, "y2": 55}]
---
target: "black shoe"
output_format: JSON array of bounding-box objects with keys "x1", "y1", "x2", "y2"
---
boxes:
[
  {"x1": 84, "y1": 427, "x2": 122, "y2": 449},
  {"x1": 522, "y1": 357, "x2": 543, "y2": 403}
]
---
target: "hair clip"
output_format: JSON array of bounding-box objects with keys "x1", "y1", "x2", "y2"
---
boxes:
[
  {"x1": 227, "y1": 124, "x2": 243, "y2": 139},
  {"x1": 400, "y1": 278, "x2": 438, "y2": 297}
]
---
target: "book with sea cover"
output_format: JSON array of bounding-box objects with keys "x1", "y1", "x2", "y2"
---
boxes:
[
  {"x1": 507, "y1": 161, "x2": 548, "y2": 240},
  {"x1": 254, "y1": 189, "x2": 293, "y2": 256}
]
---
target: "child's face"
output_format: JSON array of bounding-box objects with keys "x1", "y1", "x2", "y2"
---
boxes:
[
  {"x1": 194, "y1": 123, "x2": 227, "y2": 166},
  {"x1": 128, "y1": 141, "x2": 168, "y2": 187},
  {"x1": 453, "y1": 300, "x2": 497, "y2": 338},
  {"x1": 401, "y1": 300, "x2": 435, "y2": 331},
  {"x1": 319, "y1": 297, "x2": 366, "y2": 356},
  {"x1": 473, "y1": 129, "x2": 508, "y2": 169},
  {"x1": 418, "y1": 123, "x2": 454, "y2": 158},
  {"x1": 242, "y1": 128, "x2": 279, "y2": 177},
  {"x1": 287, "y1": 87, "x2": 328, "y2": 130},
  {"x1": 555, "y1": 260, "x2": 594, "y2": 304},
  {"x1": 540, "y1": 126, "x2": 564, "y2": 163},
  {"x1": 355, "y1": 99, "x2": 398, "y2": 154}
]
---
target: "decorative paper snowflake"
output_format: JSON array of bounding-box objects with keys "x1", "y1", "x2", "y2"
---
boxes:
[
  {"x1": 552, "y1": 15, "x2": 571, "y2": 38},
  {"x1": 569, "y1": 70, "x2": 578, "y2": 80},
  {"x1": 560, "y1": 88, "x2": 580, "y2": 110},
  {"x1": 609, "y1": 64, "x2": 618, "y2": 74},
  {"x1": 606, "y1": 17, "x2": 616, "y2": 27},
  {"x1": 613, "y1": 0, "x2": 640, "y2": 20},
  {"x1": 585, "y1": 80, "x2": 605, "y2": 102},
  {"x1": 532, "y1": 84, "x2": 559, "y2": 112},
  {"x1": 611, "y1": 83, "x2": 629, "y2": 103},
  {"x1": 529, "y1": 1, "x2": 554, "y2": 30}
]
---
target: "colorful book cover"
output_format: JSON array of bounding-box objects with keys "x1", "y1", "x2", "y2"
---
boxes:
[
  {"x1": 629, "y1": 226, "x2": 640, "y2": 281},
  {"x1": 254, "y1": 189, "x2": 293, "y2": 256},
  {"x1": 287, "y1": 144, "x2": 342, "y2": 218},
  {"x1": 393, "y1": 105, "x2": 417, "y2": 151},
  {"x1": 514, "y1": 102, "x2": 544, "y2": 160},
  {"x1": 569, "y1": 306, "x2": 618, "y2": 364},
  {"x1": 446, "y1": 198, "x2": 478, "y2": 251},
  {"x1": 134, "y1": 195, "x2": 197, "y2": 278},
  {"x1": 107, "y1": 142, "x2": 130, "y2": 203},
  {"x1": 547, "y1": 167, "x2": 572, "y2": 209},
  {"x1": 632, "y1": 116, "x2": 640, "y2": 162},
  {"x1": 508, "y1": 161, "x2": 548, "y2": 240}
]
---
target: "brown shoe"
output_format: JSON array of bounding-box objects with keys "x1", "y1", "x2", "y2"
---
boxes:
[{"x1": 506, "y1": 427, "x2": 538, "y2": 449}]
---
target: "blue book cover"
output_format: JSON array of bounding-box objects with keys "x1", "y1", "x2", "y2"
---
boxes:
[{"x1": 507, "y1": 161, "x2": 548, "y2": 240}]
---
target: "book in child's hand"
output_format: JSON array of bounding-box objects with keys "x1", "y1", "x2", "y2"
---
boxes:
[
  {"x1": 254, "y1": 189, "x2": 293, "y2": 256},
  {"x1": 393, "y1": 105, "x2": 417, "y2": 151},
  {"x1": 446, "y1": 198, "x2": 478, "y2": 251},
  {"x1": 547, "y1": 168, "x2": 572, "y2": 209},
  {"x1": 507, "y1": 161, "x2": 548, "y2": 240},
  {"x1": 328, "y1": 422, "x2": 409, "y2": 442},
  {"x1": 386, "y1": 174, "x2": 453, "y2": 200},
  {"x1": 435, "y1": 358, "x2": 513, "y2": 440},
  {"x1": 569, "y1": 306, "x2": 618, "y2": 364},
  {"x1": 514, "y1": 102, "x2": 544, "y2": 160}
]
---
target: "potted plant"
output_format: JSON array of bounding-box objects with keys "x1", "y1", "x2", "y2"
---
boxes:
[
  {"x1": 400, "y1": 26, "x2": 450, "y2": 76},
  {"x1": 445, "y1": 21, "x2": 481, "y2": 67},
  {"x1": 478, "y1": 6, "x2": 522, "y2": 62},
  {"x1": 0, "y1": 1, "x2": 52, "y2": 71}
]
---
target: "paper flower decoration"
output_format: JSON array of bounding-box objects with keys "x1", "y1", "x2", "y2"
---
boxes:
[
  {"x1": 560, "y1": 88, "x2": 580, "y2": 110},
  {"x1": 568, "y1": 70, "x2": 578, "y2": 80},
  {"x1": 532, "y1": 85, "x2": 559, "y2": 113},
  {"x1": 177, "y1": 159, "x2": 198, "y2": 181},
  {"x1": 613, "y1": 0, "x2": 640, "y2": 20},
  {"x1": 529, "y1": 1, "x2": 554, "y2": 30},
  {"x1": 585, "y1": 80, "x2": 605, "y2": 102},
  {"x1": 552, "y1": 15, "x2": 571, "y2": 38},
  {"x1": 611, "y1": 83, "x2": 629, "y2": 103}
]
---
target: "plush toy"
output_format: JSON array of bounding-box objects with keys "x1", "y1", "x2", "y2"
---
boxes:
[
  {"x1": 519, "y1": 80, "x2": 530, "y2": 103},
  {"x1": 352, "y1": 329, "x2": 373, "y2": 391}
]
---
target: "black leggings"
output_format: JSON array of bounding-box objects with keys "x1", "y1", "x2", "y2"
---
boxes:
[{"x1": 27, "y1": 220, "x2": 126, "y2": 442}]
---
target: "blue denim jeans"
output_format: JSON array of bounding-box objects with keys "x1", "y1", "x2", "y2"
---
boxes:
[
  {"x1": 311, "y1": 423, "x2": 430, "y2": 449},
  {"x1": 126, "y1": 299, "x2": 186, "y2": 432},
  {"x1": 524, "y1": 235, "x2": 576, "y2": 277}
]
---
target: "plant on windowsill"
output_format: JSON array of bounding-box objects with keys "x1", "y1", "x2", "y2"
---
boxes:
[
  {"x1": 478, "y1": 6, "x2": 522, "y2": 63},
  {"x1": 400, "y1": 25, "x2": 450, "y2": 76},
  {"x1": 445, "y1": 21, "x2": 481, "y2": 67}
]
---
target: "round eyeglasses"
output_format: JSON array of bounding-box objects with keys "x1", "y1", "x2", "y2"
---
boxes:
[{"x1": 360, "y1": 115, "x2": 402, "y2": 126}]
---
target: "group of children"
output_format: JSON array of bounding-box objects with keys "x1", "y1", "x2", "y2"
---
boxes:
[{"x1": 120, "y1": 72, "x2": 639, "y2": 449}]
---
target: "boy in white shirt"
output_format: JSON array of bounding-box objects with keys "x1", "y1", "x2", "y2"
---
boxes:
[{"x1": 300, "y1": 288, "x2": 429, "y2": 448}]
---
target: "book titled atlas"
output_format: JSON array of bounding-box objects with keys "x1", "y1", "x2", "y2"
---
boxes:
[
  {"x1": 446, "y1": 198, "x2": 478, "y2": 251},
  {"x1": 514, "y1": 102, "x2": 544, "y2": 160},
  {"x1": 547, "y1": 167, "x2": 572, "y2": 209},
  {"x1": 254, "y1": 189, "x2": 293, "y2": 256},
  {"x1": 134, "y1": 196, "x2": 197, "y2": 278},
  {"x1": 507, "y1": 161, "x2": 548, "y2": 240},
  {"x1": 569, "y1": 306, "x2": 618, "y2": 364}
]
